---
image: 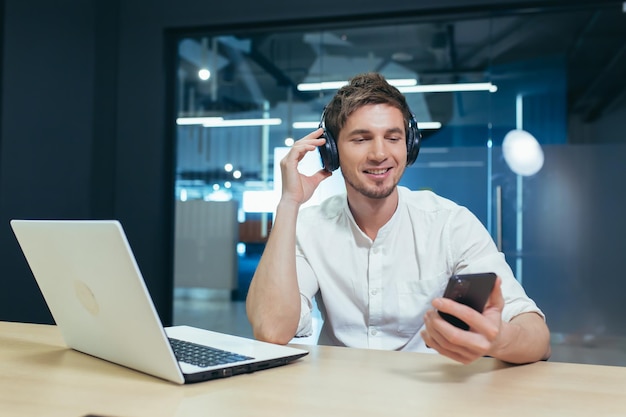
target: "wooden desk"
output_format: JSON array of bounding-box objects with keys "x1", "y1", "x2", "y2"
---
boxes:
[{"x1": 1, "y1": 321, "x2": 624, "y2": 417}]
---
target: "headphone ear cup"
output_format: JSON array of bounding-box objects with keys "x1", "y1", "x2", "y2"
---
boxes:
[
  {"x1": 406, "y1": 115, "x2": 421, "y2": 166},
  {"x1": 318, "y1": 130, "x2": 340, "y2": 172}
]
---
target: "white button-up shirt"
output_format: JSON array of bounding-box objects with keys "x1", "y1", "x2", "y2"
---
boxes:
[{"x1": 294, "y1": 186, "x2": 543, "y2": 352}]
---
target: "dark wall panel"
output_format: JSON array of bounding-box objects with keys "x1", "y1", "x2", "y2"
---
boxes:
[{"x1": 0, "y1": 0, "x2": 97, "y2": 323}]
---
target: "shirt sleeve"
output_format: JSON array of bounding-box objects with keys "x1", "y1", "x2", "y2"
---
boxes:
[
  {"x1": 294, "y1": 247, "x2": 320, "y2": 337},
  {"x1": 447, "y1": 206, "x2": 545, "y2": 322}
]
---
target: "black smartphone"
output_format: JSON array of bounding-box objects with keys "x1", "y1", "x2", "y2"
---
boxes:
[{"x1": 438, "y1": 272, "x2": 497, "y2": 330}]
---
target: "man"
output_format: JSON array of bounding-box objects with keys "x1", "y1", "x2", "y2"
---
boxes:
[{"x1": 246, "y1": 72, "x2": 551, "y2": 364}]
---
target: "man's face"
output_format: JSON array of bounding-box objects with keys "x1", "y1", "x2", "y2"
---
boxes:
[{"x1": 336, "y1": 103, "x2": 407, "y2": 200}]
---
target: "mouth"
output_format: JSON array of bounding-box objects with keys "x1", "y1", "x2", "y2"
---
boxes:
[{"x1": 364, "y1": 168, "x2": 391, "y2": 176}]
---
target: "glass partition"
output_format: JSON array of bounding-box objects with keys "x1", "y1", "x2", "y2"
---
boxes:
[{"x1": 172, "y1": 3, "x2": 626, "y2": 365}]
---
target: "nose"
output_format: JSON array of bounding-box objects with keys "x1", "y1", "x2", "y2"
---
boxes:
[{"x1": 368, "y1": 138, "x2": 387, "y2": 161}]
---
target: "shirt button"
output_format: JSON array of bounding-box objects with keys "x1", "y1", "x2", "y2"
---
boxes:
[
  {"x1": 372, "y1": 247, "x2": 379, "y2": 254},
  {"x1": 371, "y1": 329, "x2": 378, "y2": 336},
  {"x1": 371, "y1": 289, "x2": 378, "y2": 296}
]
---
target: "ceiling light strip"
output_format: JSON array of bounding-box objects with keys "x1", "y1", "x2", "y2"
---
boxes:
[
  {"x1": 176, "y1": 117, "x2": 282, "y2": 127},
  {"x1": 176, "y1": 117, "x2": 223, "y2": 125},
  {"x1": 298, "y1": 80, "x2": 497, "y2": 93},
  {"x1": 297, "y1": 78, "x2": 417, "y2": 91},
  {"x1": 398, "y1": 82, "x2": 497, "y2": 93}
]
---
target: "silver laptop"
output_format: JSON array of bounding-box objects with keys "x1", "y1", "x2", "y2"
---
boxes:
[{"x1": 10, "y1": 219, "x2": 308, "y2": 384}]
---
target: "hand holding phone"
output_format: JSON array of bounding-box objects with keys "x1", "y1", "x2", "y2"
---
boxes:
[{"x1": 438, "y1": 272, "x2": 497, "y2": 330}]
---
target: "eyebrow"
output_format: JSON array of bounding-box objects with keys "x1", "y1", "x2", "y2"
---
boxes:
[{"x1": 346, "y1": 127, "x2": 404, "y2": 136}]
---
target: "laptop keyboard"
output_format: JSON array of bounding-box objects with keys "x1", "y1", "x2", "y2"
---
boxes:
[{"x1": 169, "y1": 338, "x2": 254, "y2": 368}]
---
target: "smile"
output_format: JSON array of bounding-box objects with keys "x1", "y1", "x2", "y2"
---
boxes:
[{"x1": 364, "y1": 168, "x2": 390, "y2": 175}]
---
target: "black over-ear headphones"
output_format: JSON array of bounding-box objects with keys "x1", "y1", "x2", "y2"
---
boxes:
[{"x1": 318, "y1": 107, "x2": 421, "y2": 172}]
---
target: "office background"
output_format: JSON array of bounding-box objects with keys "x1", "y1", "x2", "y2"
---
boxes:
[{"x1": 1, "y1": 0, "x2": 625, "y2": 365}]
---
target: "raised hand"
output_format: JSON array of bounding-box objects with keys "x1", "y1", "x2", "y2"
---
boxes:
[{"x1": 279, "y1": 128, "x2": 332, "y2": 206}]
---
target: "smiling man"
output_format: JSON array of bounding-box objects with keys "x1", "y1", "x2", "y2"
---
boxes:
[{"x1": 246, "y1": 72, "x2": 551, "y2": 365}]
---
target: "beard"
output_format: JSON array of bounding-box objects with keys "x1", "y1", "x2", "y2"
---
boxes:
[{"x1": 342, "y1": 170, "x2": 400, "y2": 199}]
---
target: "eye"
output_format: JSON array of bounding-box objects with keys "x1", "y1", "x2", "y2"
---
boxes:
[{"x1": 352, "y1": 137, "x2": 368, "y2": 143}]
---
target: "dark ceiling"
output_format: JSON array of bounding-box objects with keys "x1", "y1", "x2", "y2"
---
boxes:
[{"x1": 177, "y1": 2, "x2": 626, "y2": 130}]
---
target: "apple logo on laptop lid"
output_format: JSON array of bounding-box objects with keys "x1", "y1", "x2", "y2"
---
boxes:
[{"x1": 74, "y1": 280, "x2": 100, "y2": 316}]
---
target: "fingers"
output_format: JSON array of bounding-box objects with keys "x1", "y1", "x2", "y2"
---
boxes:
[
  {"x1": 422, "y1": 309, "x2": 488, "y2": 364},
  {"x1": 281, "y1": 128, "x2": 325, "y2": 166},
  {"x1": 423, "y1": 277, "x2": 506, "y2": 364},
  {"x1": 295, "y1": 127, "x2": 326, "y2": 148},
  {"x1": 305, "y1": 127, "x2": 325, "y2": 140},
  {"x1": 310, "y1": 168, "x2": 333, "y2": 184},
  {"x1": 433, "y1": 297, "x2": 486, "y2": 332},
  {"x1": 422, "y1": 331, "x2": 477, "y2": 364},
  {"x1": 278, "y1": 128, "x2": 331, "y2": 205},
  {"x1": 424, "y1": 297, "x2": 500, "y2": 363}
]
